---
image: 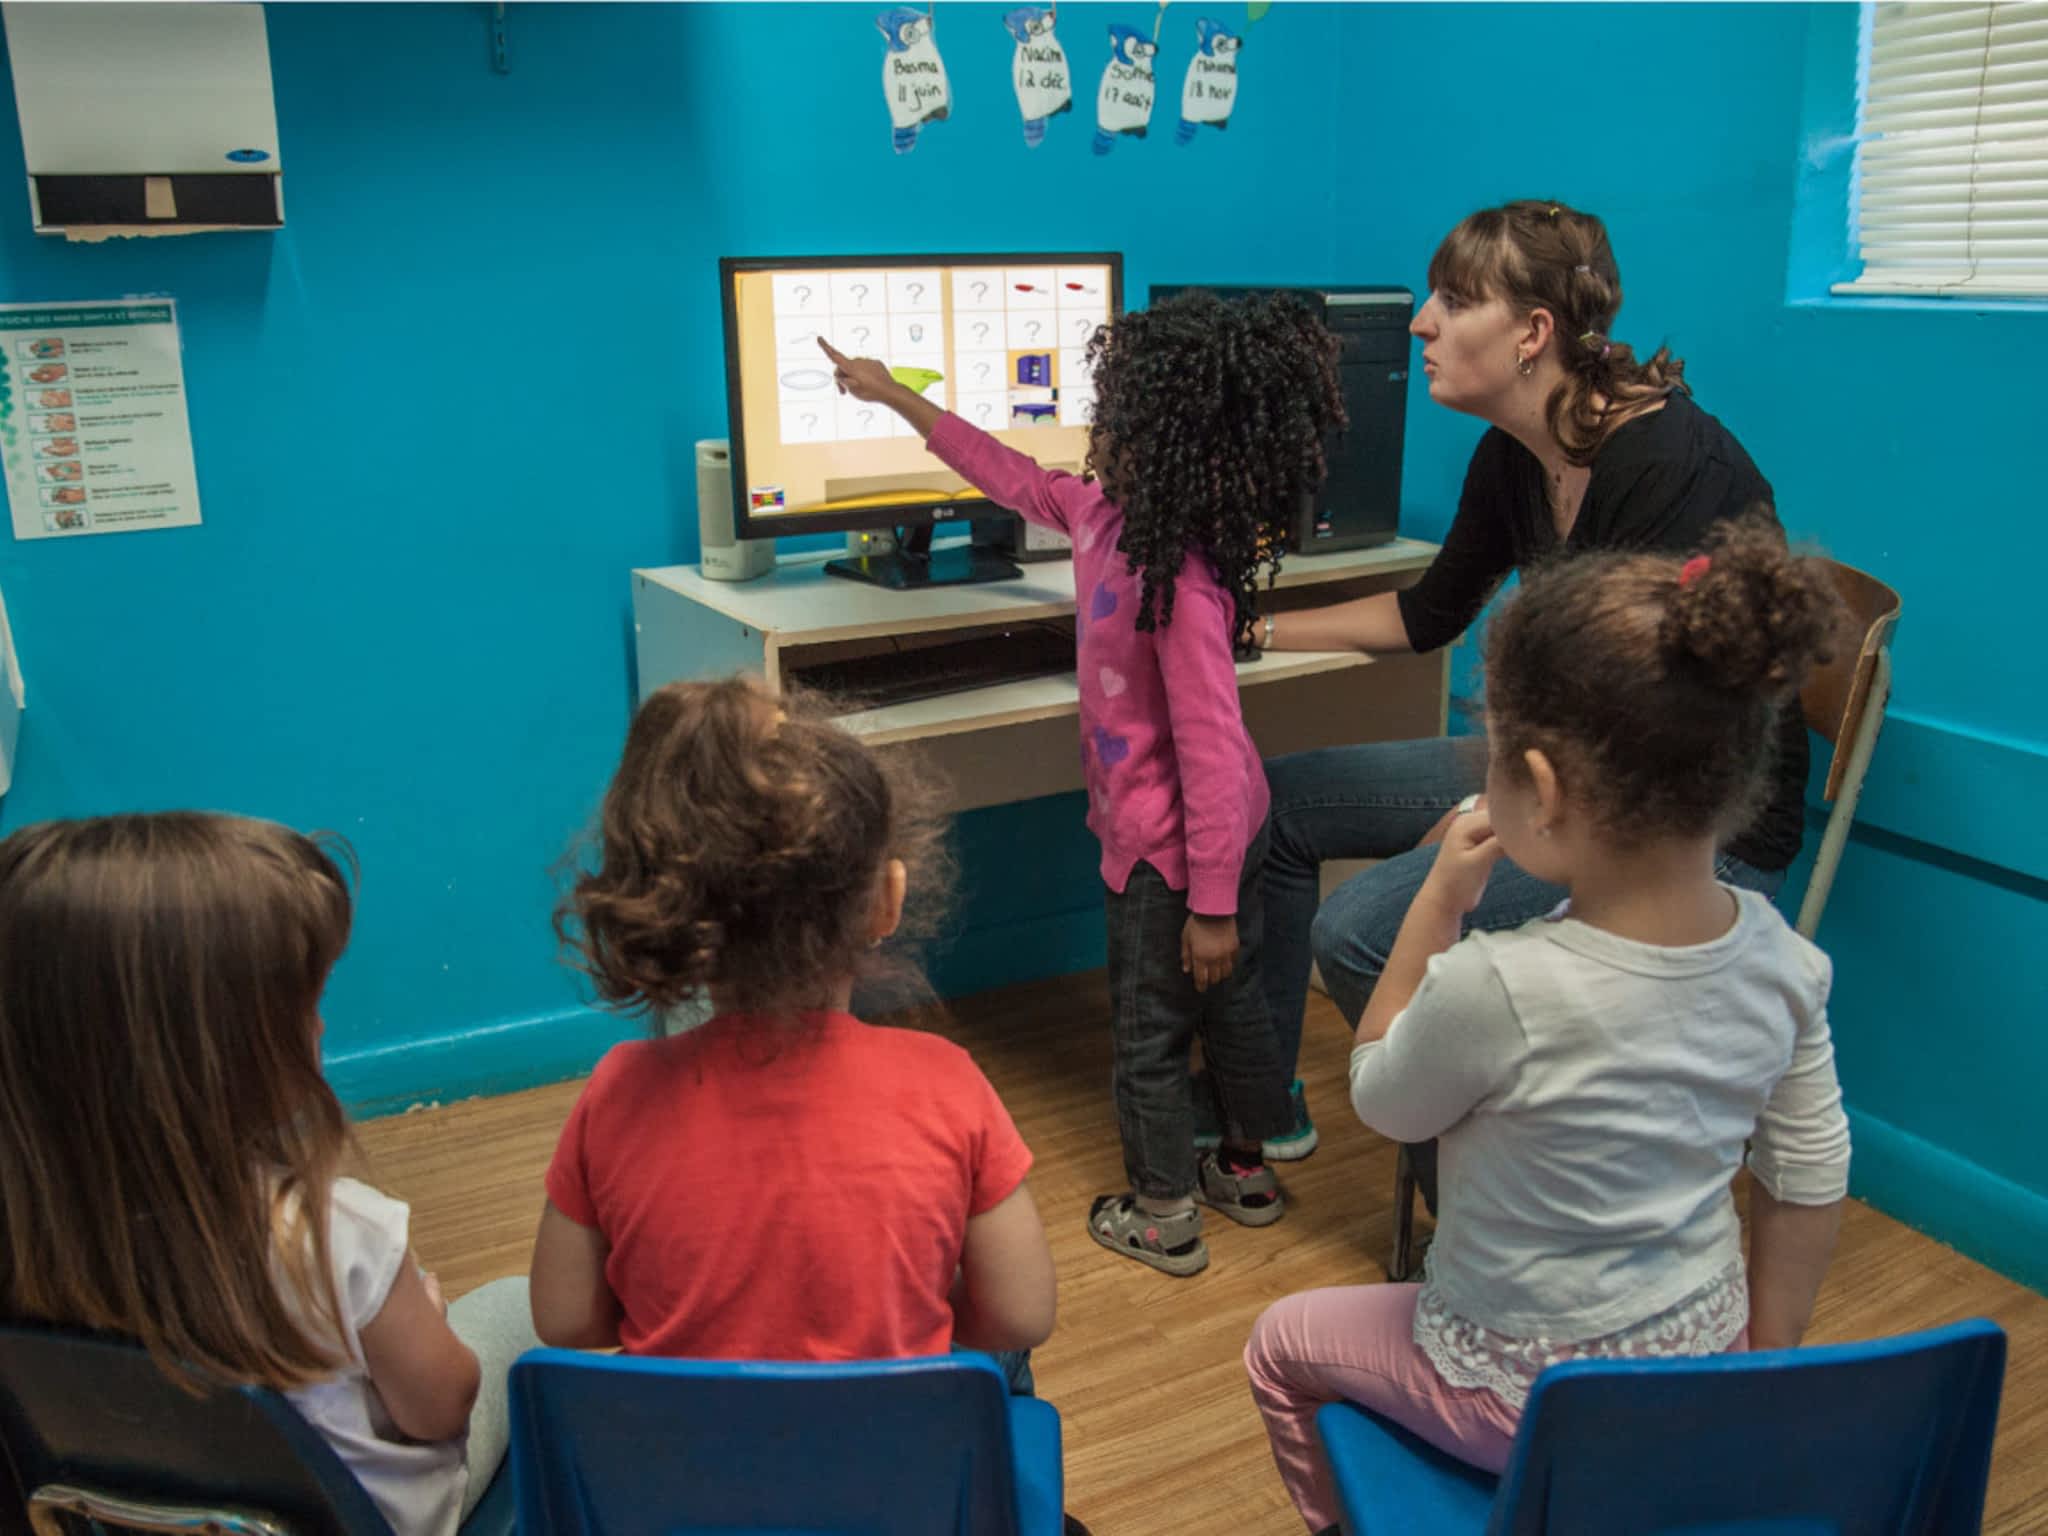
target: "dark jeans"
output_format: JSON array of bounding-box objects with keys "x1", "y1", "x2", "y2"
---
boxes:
[
  {"x1": 1105, "y1": 820, "x2": 1295, "y2": 1201},
  {"x1": 1260, "y1": 736, "x2": 1786, "y2": 1206}
]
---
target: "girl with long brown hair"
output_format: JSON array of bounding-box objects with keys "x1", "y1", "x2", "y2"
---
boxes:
[{"x1": 0, "y1": 812, "x2": 534, "y2": 1536}]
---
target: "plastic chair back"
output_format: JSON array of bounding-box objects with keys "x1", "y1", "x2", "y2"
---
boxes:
[
  {"x1": 1485, "y1": 1319, "x2": 2006, "y2": 1535},
  {"x1": 0, "y1": 1322, "x2": 392, "y2": 1536},
  {"x1": 509, "y1": 1348, "x2": 1047, "y2": 1536}
]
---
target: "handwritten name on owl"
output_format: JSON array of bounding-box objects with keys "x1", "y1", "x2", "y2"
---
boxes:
[{"x1": 1189, "y1": 54, "x2": 1235, "y2": 99}]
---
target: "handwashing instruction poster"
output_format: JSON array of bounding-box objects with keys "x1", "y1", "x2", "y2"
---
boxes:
[{"x1": 0, "y1": 300, "x2": 202, "y2": 540}]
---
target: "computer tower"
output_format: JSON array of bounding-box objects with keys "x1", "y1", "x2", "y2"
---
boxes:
[{"x1": 1150, "y1": 284, "x2": 1413, "y2": 554}]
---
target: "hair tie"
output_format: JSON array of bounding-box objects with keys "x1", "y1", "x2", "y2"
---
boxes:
[
  {"x1": 1577, "y1": 329, "x2": 1612, "y2": 361},
  {"x1": 1547, "y1": 205, "x2": 1562, "y2": 219},
  {"x1": 1679, "y1": 555, "x2": 1712, "y2": 590},
  {"x1": 1572, "y1": 264, "x2": 1592, "y2": 275}
]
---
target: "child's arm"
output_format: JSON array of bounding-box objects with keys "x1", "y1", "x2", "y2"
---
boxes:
[
  {"x1": 357, "y1": 1260, "x2": 482, "y2": 1443},
  {"x1": 1347, "y1": 938, "x2": 1524, "y2": 1145},
  {"x1": 951, "y1": 1182, "x2": 1057, "y2": 1353},
  {"x1": 1347, "y1": 808, "x2": 1520, "y2": 1142},
  {"x1": 820, "y1": 339, "x2": 1092, "y2": 537},
  {"x1": 1155, "y1": 577, "x2": 1257, "y2": 985},
  {"x1": 1745, "y1": 964, "x2": 1850, "y2": 1349},
  {"x1": 1746, "y1": 1188, "x2": 1843, "y2": 1351},
  {"x1": 1355, "y1": 806, "x2": 1503, "y2": 1047},
  {"x1": 529, "y1": 1199, "x2": 623, "y2": 1350}
]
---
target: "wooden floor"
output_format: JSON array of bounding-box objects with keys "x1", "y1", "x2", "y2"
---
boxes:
[{"x1": 355, "y1": 970, "x2": 2048, "y2": 1535}]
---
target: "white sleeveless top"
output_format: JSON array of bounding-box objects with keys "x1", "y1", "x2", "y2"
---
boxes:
[{"x1": 283, "y1": 1178, "x2": 468, "y2": 1536}]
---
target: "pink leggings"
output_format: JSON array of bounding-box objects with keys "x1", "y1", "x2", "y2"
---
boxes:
[
  {"x1": 1245, "y1": 1284, "x2": 1519, "y2": 1532},
  {"x1": 1245, "y1": 1284, "x2": 1749, "y2": 1532}
]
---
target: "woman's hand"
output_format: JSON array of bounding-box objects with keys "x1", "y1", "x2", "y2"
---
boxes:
[
  {"x1": 1420, "y1": 806, "x2": 1506, "y2": 917},
  {"x1": 1182, "y1": 913, "x2": 1240, "y2": 992},
  {"x1": 818, "y1": 338, "x2": 899, "y2": 403}
]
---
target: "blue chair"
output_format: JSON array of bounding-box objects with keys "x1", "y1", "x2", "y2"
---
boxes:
[
  {"x1": 1315, "y1": 1318, "x2": 2006, "y2": 1535},
  {"x1": 0, "y1": 1321, "x2": 515, "y2": 1536},
  {"x1": 509, "y1": 1347, "x2": 1066, "y2": 1535}
]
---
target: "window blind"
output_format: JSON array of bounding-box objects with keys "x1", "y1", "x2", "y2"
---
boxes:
[{"x1": 1841, "y1": 2, "x2": 2048, "y2": 298}]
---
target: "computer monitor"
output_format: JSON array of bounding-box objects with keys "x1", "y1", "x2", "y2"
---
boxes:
[{"x1": 719, "y1": 251, "x2": 1123, "y2": 588}]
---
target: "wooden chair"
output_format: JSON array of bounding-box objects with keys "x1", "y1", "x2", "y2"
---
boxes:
[{"x1": 1795, "y1": 558, "x2": 1902, "y2": 939}]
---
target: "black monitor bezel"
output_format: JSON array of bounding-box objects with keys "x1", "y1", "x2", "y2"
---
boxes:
[{"x1": 720, "y1": 251, "x2": 1123, "y2": 541}]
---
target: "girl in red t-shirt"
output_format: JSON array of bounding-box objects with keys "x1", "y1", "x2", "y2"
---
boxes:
[{"x1": 531, "y1": 676, "x2": 1057, "y2": 1381}]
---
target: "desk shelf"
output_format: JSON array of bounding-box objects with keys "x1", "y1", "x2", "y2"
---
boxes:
[{"x1": 631, "y1": 538, "x2": 1448, "y2": 813}]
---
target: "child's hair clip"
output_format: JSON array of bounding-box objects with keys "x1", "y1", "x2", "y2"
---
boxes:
[{"x1": 1679, "y1": 554, "x2": 1712, "y2": 590}]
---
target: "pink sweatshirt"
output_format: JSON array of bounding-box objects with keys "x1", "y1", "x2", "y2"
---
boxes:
[{"x1": 927, "y1": 413, "x2": 1268, "y2": 914}]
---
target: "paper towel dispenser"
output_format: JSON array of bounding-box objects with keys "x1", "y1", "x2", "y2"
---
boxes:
[{"x1": 3, "y1": 2, "x2": 281, "y2": 234}]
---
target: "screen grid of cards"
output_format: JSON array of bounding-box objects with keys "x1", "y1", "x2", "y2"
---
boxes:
[{"x1": 729, "y1": 260, "x2": 1114, "y2": 524}]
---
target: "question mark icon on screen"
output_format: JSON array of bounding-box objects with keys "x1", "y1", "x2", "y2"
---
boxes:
[
  {"x1": 908, "y1": 282, "x2": 925, "y2": 302},
  {"x1": 1075, "y1": 318, "x2": 1093, "y2": 339},
  {"x1": 972, "y1": 281, "x2": 989, "y2": 301},
  {"x1": 973, "y1": 322, "x2": 991, "y2": 343},
  {"x1": 851, "y1": 283, "x2": 870, "y2": 305},
  {"x1": 854, "y1": 327, "x2": 872, "y2": 348},
  {"x1": 976, "y1": 403, "x2": 993, "y2": 424},
  {"x1": 1025, "y1": 320, "x2": 1042, "y2": 340},
  {"x1": 858, "y1": 409, "x2": 875, "y2": 430},
  {"x1": 975, "y1": 362, "x2": 991, "y2": 382},
  {"x1": 802, "y1": 413, "x2": 819, "y2": 431},
  {"x1": 795, "y1": 285, "x2": 813, "y2": 306}
]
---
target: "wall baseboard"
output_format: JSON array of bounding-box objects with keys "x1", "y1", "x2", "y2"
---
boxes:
[
  {"x1": 328, "y1": 905, "x2": 1109, "y2": 1120},
  {"x1": 324, "y1": 1006, "x2": 642, "y2": 1119},
  {"x1": 1847, "y1": 1107, "x2": 2048, "y2": 1296}
]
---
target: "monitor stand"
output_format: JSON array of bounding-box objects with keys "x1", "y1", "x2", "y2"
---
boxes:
[{"x1": 824, "y1": 526, "x2": 1022, "y2": 590}]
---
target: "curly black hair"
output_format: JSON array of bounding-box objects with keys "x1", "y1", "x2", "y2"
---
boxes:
[{"x1": 1083, "y1": 290, "x2": 1346, "y2": 647}]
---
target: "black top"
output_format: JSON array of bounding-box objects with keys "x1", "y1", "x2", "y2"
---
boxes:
[{"x1": 1395, "y1": 393, "x2": 1805, "y2": 872}]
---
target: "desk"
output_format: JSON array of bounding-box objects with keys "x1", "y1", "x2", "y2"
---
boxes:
[{"x1": 631, "y1": 538, "x2": 1448, "y2": 814}]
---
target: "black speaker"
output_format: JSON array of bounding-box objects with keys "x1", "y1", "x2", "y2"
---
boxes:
[{"x1": 1150, "y1": 284, "x2": 1413, "y2": 554}]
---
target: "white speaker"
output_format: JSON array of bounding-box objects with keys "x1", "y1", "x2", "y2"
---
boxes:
[{"x1": 696, "y1": 439, "x2": 774, "y2": 582}]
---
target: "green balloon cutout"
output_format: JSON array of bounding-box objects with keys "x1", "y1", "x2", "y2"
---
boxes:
[{"x1": 1246, "y1": 1, "x2": 1270, "y2": 21}]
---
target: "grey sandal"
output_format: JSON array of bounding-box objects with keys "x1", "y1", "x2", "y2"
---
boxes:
[
  {"x1": 1196, "y1": 1149, "x2": 1286, "y2": 1227},
  {"x1": 1087, "y1": 1194, "x2": 1209, "y2": 1277}
]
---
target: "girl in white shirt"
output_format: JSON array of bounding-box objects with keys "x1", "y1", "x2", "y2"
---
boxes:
[
  {"x1": 0, "y1": 813, "x2": 536, "y2": 1536},
  {"x1": 1245, "y1": 520, "x2": 1854, "y2": 1533}
]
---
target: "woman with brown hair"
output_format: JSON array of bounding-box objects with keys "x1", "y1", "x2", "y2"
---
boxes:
[
  {"x1": 0, "y1": 813, "x2": 535, "y2": 1536},
  {"x1": 1220, "y1": 200, "x2": 1804, "y2": 1182}
]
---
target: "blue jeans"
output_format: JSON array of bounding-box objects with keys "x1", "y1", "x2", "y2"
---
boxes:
[{"x1": 1261, "y1": 736, "x2": 1786, "y2": 1200}]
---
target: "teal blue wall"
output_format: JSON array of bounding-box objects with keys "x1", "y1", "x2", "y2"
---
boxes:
[{"x1": 1, "y1": 4, "x2": 2039, "y2": 1285}]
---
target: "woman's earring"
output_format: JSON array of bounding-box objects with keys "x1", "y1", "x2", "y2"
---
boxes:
[{"x1": 1516, "y1": 352, "x2": 1534, "y2": 378}]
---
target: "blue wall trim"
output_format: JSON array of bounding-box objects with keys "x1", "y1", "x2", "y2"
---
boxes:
[
  {"x1": 1848, "y1": 1107, "x2": 2048, "y2": 1296},
  {"x1": 324, "y1": 1005, "x2": 642, "y2": 1120},
  {"x1": 330, "y1": 905, "x2": 1109, "y2": 1120},
  {"x1": 1850, "y1": 712, "x2": 2048, "y2": 886}
]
